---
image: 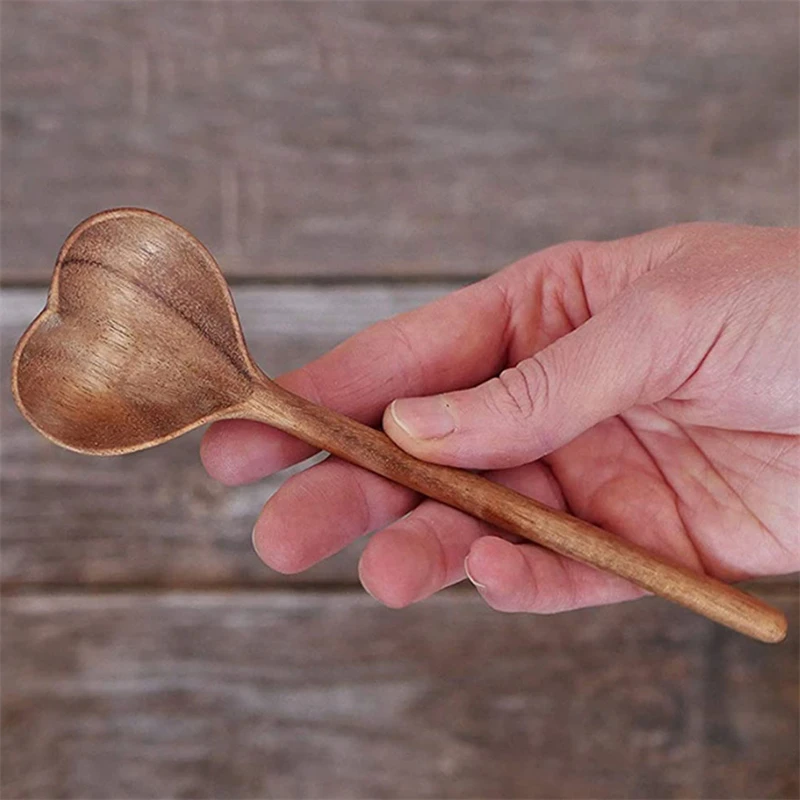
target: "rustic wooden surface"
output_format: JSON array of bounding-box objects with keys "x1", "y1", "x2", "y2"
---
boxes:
[
  {"x1": 2, "y1": 1, "x2": 797, "y2": 283},
  {"x1": 2, "y1": 1, "x2": 799, "y2": 798},
  {"x1": 2, "y1": 589, "x2": 798, "y2": 800}
]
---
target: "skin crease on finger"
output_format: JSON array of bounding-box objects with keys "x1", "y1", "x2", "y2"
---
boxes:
[{"x1": 202, "y1": 223, "x2": 800, "y2": 615}]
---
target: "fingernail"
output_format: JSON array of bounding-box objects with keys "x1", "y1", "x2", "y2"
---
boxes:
[
  {"x1": 464, "y1": 555, "x2": 486, "y2": 589},
  {"x1": 251, "y1": 523, "x2": 262, "y2": 559},
  {"x1": 390, "y1": 397, "x2": 455, "y2": 440}
]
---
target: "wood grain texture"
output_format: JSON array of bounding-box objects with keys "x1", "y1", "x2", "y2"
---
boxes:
[
  {"x1": 1, "y1": 285, "x2": 450, "y2": 587},
  {"x1": 2, "y1": 1, "x2": 797, "y2": 284},
  {"x1": 2, "y1": 589, "x2": 798, "y2": 800},
  {"x1": 11, "y1": 209, "x2": 257, "y2": 455}
]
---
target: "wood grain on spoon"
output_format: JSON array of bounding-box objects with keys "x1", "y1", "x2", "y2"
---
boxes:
[{"x1": 10, "y1": 208, "x2": 788, "y2": 644}]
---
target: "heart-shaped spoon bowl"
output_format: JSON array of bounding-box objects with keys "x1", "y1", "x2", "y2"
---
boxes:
[{"x1": 12, "y1": 208, "x2": 258, "y2": 455}]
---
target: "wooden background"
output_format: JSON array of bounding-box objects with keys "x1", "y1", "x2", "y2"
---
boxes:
[{"x1": 1, "y1": 2, "x2": 798, "y2": 798}]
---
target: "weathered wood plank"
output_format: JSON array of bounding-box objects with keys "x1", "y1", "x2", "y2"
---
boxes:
[
  {"x1": 2, "y1": 1, "x2": 797, "y2": 283},
  {"x1": 2, "y1": 589, "x2": 797, "y2": 799},
  {"x1": 1, "y1": 285, "x2": 451, "y2": 587}
]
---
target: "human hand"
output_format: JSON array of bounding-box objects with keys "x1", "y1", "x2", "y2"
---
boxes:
[{"x1": 201, "y1": 223, "x2": 800, "y2": 613}]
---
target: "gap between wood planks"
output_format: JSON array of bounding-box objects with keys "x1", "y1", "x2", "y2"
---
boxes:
[
  {"x1": 0, "y1": 274, "x2": 483, "y2": 290},
  {"x1": 2, "y1": 579, "x2": 797, "y2": 600}
]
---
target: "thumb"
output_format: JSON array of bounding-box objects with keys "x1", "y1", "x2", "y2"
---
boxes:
[{"x1": 383, "y1": 288, "x2": 684, "y2": 469}]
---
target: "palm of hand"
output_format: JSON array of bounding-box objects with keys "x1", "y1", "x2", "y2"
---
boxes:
[
  {"x1": 524, "y1": 385, "x2": 797, "y2": 600},
  {"x1": 202, "y1": 223, "x2": 799, "y2": 613}
]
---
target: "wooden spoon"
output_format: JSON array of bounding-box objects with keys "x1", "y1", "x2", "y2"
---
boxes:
[{"x1": 11, "y1": 208, "x2": 787, "y2": 643}]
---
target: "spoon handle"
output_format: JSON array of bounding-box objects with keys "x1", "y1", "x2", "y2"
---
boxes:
[{"x1": 244, "y1": 381, "x2": 787, "y2": 644}]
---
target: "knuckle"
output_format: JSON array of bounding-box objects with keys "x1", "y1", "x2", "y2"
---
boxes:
[
  {"x1": 492, "y1": 365, "x2": 538, "y2": 419},
  {"x1": 644, "y1": 282, "x2": 688, "y2": 321},
  {"x1": 482, "y1": 357, "x2": 558, "y2": 457}
]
